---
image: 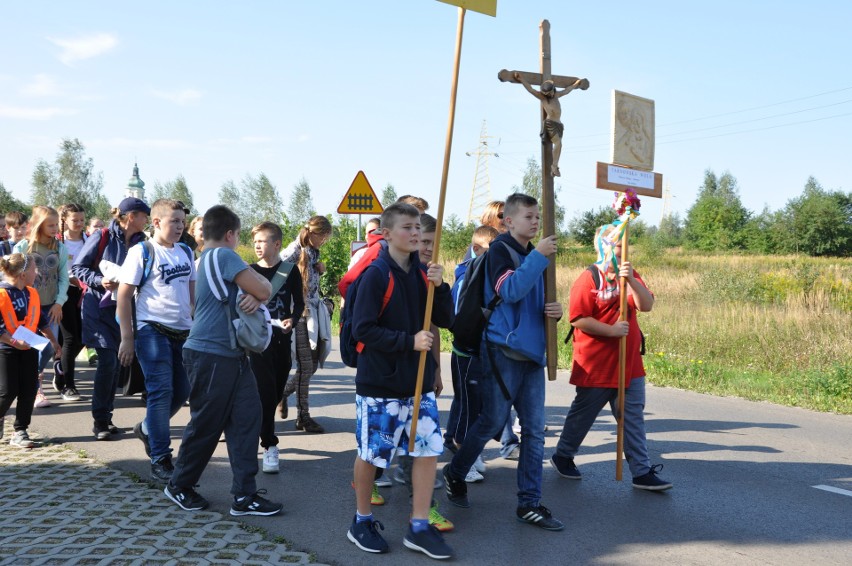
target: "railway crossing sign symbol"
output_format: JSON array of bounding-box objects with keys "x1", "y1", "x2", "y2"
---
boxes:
[{"x1": 337, "y1": 170, "x2": 384, "y2": 215}]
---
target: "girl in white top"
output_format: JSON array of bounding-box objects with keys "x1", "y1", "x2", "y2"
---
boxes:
[{"x1": 56, "y1": 203, "x2": 87, "y2": 400}]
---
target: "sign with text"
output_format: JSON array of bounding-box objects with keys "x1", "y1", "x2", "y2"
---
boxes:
[
  {"x1": 436, "y1": 0, "x2": 497, "y2": 17},
  {"x1": 596, "y1": 162, "x2": 662, "y2": 198},
  {"x1": 337, "y1": 170, "x2": 384, "y2": 215}
]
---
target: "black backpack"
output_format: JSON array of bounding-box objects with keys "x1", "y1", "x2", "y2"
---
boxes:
[
  {"x1": 564, "y1": 264, "x2": 645, "y2": 355},
  {"x1": 451, "y1": 241, "x2": 520, "y2": 357}
]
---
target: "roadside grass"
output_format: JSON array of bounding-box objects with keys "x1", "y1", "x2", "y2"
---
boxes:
[{"x1": 439, "y1": 246, "x2": 852, "y2": 415}]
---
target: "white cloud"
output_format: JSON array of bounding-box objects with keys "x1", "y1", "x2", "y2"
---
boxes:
[
  {"x1": 0, "y1": 105, "x2": 76, "y2": 120},
  {"x1": 20, "y1": 74, "x2": 61, "y2": 97},
  {"x1": 151, "y1": 88, "x2": 203, "y2": 106},
  {"x1": 48, "y1": 33, "x2": 118, "y2": 65}
]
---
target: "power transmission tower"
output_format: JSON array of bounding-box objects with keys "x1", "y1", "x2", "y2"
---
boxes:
[
  {"x1": 466, "y1": 120, "x2": 499, "y2": 224},
  {"x1": 660, "y1": 182, "x2": 673, "y2": 223}
]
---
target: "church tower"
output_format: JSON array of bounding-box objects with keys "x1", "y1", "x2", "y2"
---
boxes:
[{"x1": 125, "y1": 163, "x2": 146, "y2": 199}]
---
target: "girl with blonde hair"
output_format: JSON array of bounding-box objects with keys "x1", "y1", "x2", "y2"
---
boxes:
[
  {"x1": 0, "y1": 253, "x2": 60, "y2": 446},
  {"x1": 279, "y1": 215, "x2": 332, "y2": 433},
  {"x1": 14, "y1": 205, "x2": 69, "y2": 408},
  {"x1": 55, "y1": 203, "x2": 87, "y2": 401}
]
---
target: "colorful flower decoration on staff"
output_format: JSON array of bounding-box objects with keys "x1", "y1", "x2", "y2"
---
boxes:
[{"x1": 591, "y1": 190, "x2": 643, "y2": 301}]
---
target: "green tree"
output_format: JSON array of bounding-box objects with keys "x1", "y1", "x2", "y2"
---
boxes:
[
  {"x1": 781, "y1": 176, "x2": 852, "y2": 256},
  {"x1": 511, "y1": 156, "x2": 567, "y2": 233},
  {"x1": 567, "y1": 206, "x2": 617, "y2": 246},
  {"x1": 441, "y1": 214, "x2": 476, "y2": 260},
  {"x1": 218, "y1": 180, "x2": 241, "y2": 211},
  {"x1": 381, "y1": 183, "x2": 397, "y2": 208},
  {"x1": 653, "y1": 212, "x2": 684, "y2": 247},
  {"x1": 150, "y1": 175, "x2": 196, "y2": 213},
  {"x1": 684, "y1": 169, "x2": 751, "y2": 251},
  {"x1": 30, "y1": 138, "x2": 111, "y2": 218},
  {"x1": 320, "y1": 215, "x2": 357, "y2": 297},
  {"x1": 0, "y1": 181, "x2": 31, "y2": 216},
  {"x1": 243, "y1": 173, "x2": 283, "y2": 230},
  {"x1": 287, "y1": 177, "x2": 315, "y2": 225}
]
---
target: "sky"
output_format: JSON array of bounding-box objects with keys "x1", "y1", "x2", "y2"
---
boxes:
[{"x1": 1, "y1": 1, "x2": 850, "y2": 228}]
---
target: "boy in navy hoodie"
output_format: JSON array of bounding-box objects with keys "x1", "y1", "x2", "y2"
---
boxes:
[
  {"x1": 443, "y1": 193, "x2": 565, "y2": 531},
  {"x1": 348, "y1": 203, "x2": 455, "y2": 559}
]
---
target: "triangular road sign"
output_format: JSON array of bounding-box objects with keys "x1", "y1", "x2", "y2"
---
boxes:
[{"x1": 337, "y1": 170, "x2": 384, "y2": 214}]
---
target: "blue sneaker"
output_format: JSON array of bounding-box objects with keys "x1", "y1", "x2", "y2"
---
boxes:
[
  {"x1": 347, "y1": 516, "x2": 388, "y2": 554},
  {"x1": 632, "y1": 464, "x2": 673, "y2": 491},
  {"x1": 403, "y1": 525, "x2": 453, "y2": 560}
]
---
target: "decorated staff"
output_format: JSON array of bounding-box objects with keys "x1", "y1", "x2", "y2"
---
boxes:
[{"x1": 599, "y1": 189, "x2": 641, "y2": 480}]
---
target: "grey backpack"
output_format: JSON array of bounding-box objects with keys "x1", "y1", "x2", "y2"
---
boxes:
[{"x1": 204, "y1": 248, "x2": 273, "y2": 353}]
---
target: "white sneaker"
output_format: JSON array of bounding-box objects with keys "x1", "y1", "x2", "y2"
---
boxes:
[
  {"x1": 10, "y1": 430, "x2": 35, "y2": 448},
  {"x1": 374, "y1": 474, "x2": 393, "y2": 488},
  {"x1": 262, "y1": 446, "x2": 280, "y2": 474},
  {"x1": 465, "y1": 466, "x2": 484, "y2": 483},
  {"x1": 34, "y1": 390, "x2": 51, "y2": 408},
  {"x1": 473, "y1": 455, "x2": 486, "y2": 474},
  {"x1": 512, "y1": 416, "x2": 521, "y2": 434}
]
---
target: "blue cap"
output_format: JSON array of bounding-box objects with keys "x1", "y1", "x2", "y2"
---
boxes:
[{"x1": 118, "y1": 197, "x2": 151, "y2": 215}]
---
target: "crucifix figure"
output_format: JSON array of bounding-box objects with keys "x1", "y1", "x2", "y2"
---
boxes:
[
  {"x1": 514, "y1": 72, "x2": 589, "y2": 177},
  {"x1": 498, "y1": 19, "x2": 589, "y2": 382}
]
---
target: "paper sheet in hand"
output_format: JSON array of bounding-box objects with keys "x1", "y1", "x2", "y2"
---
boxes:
[{"x1": 11, "y1": 326, "x2": 50, "y2": 351}]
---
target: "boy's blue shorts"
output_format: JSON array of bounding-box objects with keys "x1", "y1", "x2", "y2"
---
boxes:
[{"x1": 355, "y1": 392, "x2": 444, "y2": 468}]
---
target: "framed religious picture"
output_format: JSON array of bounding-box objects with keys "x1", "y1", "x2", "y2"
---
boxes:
[{"x1": 612, "y1": 90, "x2": 655, "y2": 171}]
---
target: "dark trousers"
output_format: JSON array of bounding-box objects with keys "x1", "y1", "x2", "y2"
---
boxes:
[
  {"x1": 250, "y1": 329, "x2": 292, "y2": 449},
  {"x1": 444, "y1": 352, "x2": 483, "y2": 446},
  {"x1": 59, "y1": 286, "x2": 84, "y2": 389},
  {"x1": 91, "y1": 348, "x2": 119, "y2": 424},
  {"x1": 170, "y1": 349, "x2": 262, "y2": 497},
  {"x1": 0, "y1": 348, "x2": 39, "y2": 432}
]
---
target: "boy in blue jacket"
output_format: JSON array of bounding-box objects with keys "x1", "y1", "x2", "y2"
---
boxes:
[
  {"x1": 443, "y1": 193, "x2": 565, "y2": 531},
  {"x1": 348, "y1": 203, "x2": 455, "y2": 559}
]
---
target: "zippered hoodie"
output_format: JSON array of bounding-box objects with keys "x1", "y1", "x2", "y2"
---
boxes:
[
  {"x1": 71, "y1": 220, "x2": 146, "y2": 350},
  {"x1": 352, "y1": 247, "x2": 454, "y2": 398},
  {"x1": 484, "y1": 232, "x2": 550, "y2": 367}
]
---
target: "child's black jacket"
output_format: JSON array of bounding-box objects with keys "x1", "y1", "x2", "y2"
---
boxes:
[{"x1": 352, "y1": 247, "x2": 454, "y2": 398}]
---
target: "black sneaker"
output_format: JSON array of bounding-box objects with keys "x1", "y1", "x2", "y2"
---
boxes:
[
  {"x1": 347, "y1": 516, "x2": 388, "y2": 554},
  {"x1": 133, "y1": 422, "x2": 151, "y2": 457},
  {"x1": 230, "y1": 489, "x2": 282, "y2": 516},
  {"x1": 93, "y1": 421, "x2": 111, "y2": 441},
  {"x1": 516, "y1": 504, "x2": 565, "y2": 531},
  {"x1": 551, "y1": 454, "x2": 582, "y2": 479},
  {"x1": 164, "y1": 484, "x2": 209, "y2": 511},
  {"x1": 151, "y1": 455, "x2": 174, "y2": 483},
  {"x1": 61, "y1": 387, "x2": 81, "y2": 401},
  {"x1": 403, "y1": 525, "x2": 453, "y2": 560},
  {"x1": 52, "y1": 365, "x2": 64, "y2": 393},
  {"x1": 442, "y1": 463, "x2": 469, "y2": 508},
  {"x1": 108, "y1": 421, "x2": 121, "y2": 435},
  {"x1": 632, "y1": 464, "x2": 673, "y2": 491}
]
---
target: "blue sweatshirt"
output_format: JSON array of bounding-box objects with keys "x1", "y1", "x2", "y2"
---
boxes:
[
  {"x1": 484, "y1": 232, "x2": 550, "y2": 366},
  {"x1": 352, "y1": 247, "x2": 455, "y2": 398}
]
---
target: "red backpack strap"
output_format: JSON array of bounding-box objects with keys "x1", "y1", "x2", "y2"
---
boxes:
[
  {"x1": 355, "y1": 269, "x2": 394, "y2": 354},
  {"x1": 91, "y1": 227, "x2": 110, "y2": 268}
]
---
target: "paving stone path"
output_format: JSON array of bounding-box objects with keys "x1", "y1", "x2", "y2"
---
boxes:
[{"x1": 0, "y1": 419, "x2": 328, "y2": 565}]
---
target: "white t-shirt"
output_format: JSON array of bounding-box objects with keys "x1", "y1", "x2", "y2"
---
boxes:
[
  {"x1": 119, "y1": 241, "x2": 197, "y2": 330},
  {"x1": 64, "y1": 238, "x2": 85, "y2": 275}
]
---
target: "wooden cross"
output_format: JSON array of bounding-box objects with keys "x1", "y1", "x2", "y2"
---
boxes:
[{"x1": 498, "y1": 19, "x2": 589, "y2": 381}]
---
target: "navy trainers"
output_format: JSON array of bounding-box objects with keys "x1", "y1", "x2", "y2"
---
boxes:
[
  {"x1": 403, "y1": 524, "x2": 453, "y2": 560},
  {"x1": 347, "y1": 516, "x2": 389, "y2": 554},
  {"x1": 230, "y1": 489, "x2": 283, "y2": 516},
  {"x1": 442, "y1": 464, "x2": 469, "y2": 508},
  {"x1": 164, "y1": 484, "x2": 209, "y2": 511},
  {"x1": 133, "y1": 422, "x2": 151, "y2": 457},
  {"x1": 632, "y1": 464, "x2": 673, "y2": 491},
  {"x1": 517, "y1": 504, "x2": 565, "y2": 531},
  {"x1": 151, "y1": 454, "x2": 174, "y2": 484},
  {"x1": 551, "y1": 454, "x2": 582, "y2": 479}
]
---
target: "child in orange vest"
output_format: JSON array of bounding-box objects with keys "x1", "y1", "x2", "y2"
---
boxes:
[{"x1": 0, "y1": 253, "x2": 60, "y2": 447}]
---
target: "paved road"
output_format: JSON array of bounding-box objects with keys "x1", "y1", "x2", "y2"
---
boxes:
[{"x1": 4, "y1": 342, "x2": 851, "y2": 565}]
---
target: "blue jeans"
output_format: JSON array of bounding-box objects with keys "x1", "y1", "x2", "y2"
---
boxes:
[
  {"x1": 135, "y1": 325, "x2": 190, "y2": 462},
  {"x1": 449, "y1": 343, "x2": 546, "y2": 508},
  {"x1": 37, "y1": 308, "x2": 58, "y2": 374},
  {"x1": 91, "y1": 347, "x2": 119, "y2": 423},
  {"x1": 555, "y1": 377, "x2": 651, "y2": 478}
]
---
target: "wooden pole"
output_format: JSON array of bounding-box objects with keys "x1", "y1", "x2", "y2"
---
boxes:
[
  {"x1": 539, "y1": 20, "x2": 558, "y2": 381},
  {"x1": 615, "y1": 222, "x2": 630, "y2": 481},
  {"x1": 409, "y1": 6, "x2": 465, "y2": 452}
]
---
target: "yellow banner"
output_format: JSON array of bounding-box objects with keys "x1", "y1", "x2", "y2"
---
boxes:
[{"x1": 436, "y1": 0, "x2": 497, "y2": 17}]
